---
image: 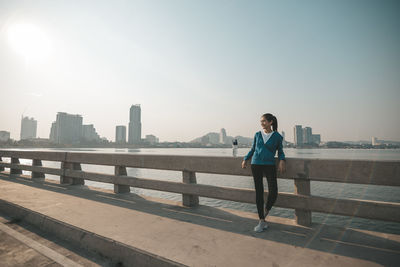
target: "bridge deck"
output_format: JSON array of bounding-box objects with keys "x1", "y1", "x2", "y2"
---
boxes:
[{"x1": 0, "y1": 173, "x2": 399, "y2": 267}]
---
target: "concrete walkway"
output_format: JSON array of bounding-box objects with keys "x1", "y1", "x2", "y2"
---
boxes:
[
  {"x1": 0, "y1": 214, "x2": 111, "y2": 267},
  {"x1": 0, "y1": 173, "x2": 399, "y2": 267}
]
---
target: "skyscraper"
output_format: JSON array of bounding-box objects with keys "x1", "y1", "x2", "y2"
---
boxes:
[
  {"x1": 294, "y1": 125, "x2": 303, "y2": 146},
  {"x1": 303, "y1": 127, "x2": 312, "y2": 144},
  {"x1": 219, "y1": 128, "x2": 227, "y2": 144},
  {"x1": 128, "y1": 104, "x2": 142, "y2": 144},
  {"x1": 49, "y1": 122, "x2": 57, "y2": 142},
  {"x1": 372, "y1": 136, "x2": 379, "y2": 146},
  {"x1": 20, "y1": 116, "x2": 37, "y2": 140},
  {"x1": 116, "y1": 125, "x2": 126, "y2": 144},
  {"x1": 49, "y1": 112, "x2": 83, "y2": 144}
]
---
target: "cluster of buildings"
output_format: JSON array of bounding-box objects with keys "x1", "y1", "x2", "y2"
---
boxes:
[
  {"x1": 0, "y1": 104, "x2": 159, "y2": 145},
  {"x1": 1, "y1": 116, "x2": 39, "y2": 142},
  {"x1": 0, "y1": 116, "x2": 39, "y2": 142},
  {"x1": 114, "y1": 104, "x2": 159, "y2": 145},
  {"x1": 49, "y1": 104, "x2": 159, "y2": 145},
  {"x1": 293, "y1": 125, "x2": 321, "y2": 146},
  {"x1": 49, "y1": 112, "x2": 101, "y2": 144}
]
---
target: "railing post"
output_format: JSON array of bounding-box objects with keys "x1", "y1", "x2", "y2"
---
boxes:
[
  {"x1": 71, "y1": 163, "x2": 84, "y2": 185},
  {"x1": 294, "y1": 174, "x2": 312, "y2": 226},
  {"x1": 0, "y1": 157, "x2": 4, "y2": 171},
  {"x1": 61, "y1": 162, "x2": 72, "y2": 184},
  {"x1": 182, "y1": 170, "x2": 199, "y2": 207},
  {"x1": 10, "y1": 157, "x2": 22, "y2": 175},
  {"x1": 61, "y1": 162, "x2": 84, "y2": 185},
  {"x1": 114, "y1": 166, "x2": 130, "y2": 193},
  {"x1": 32, "y1": 159, "x2": 45, "y2": 179}
]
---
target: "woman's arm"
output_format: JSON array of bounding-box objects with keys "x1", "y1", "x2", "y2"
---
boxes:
[
  {"x1": 277, "y1": 136, "x2": 286, "y2": 173},
  {"x1": 277, "y1": 136, "x2": 285, "y2": 161}
]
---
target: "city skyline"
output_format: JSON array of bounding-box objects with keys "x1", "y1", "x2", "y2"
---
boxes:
[
  {"x1": 1, "y1": 1, "x2": 399, "y2": 142},
  {"x1": 1, "y1": 109, "x2": 399, "y2": 144}
]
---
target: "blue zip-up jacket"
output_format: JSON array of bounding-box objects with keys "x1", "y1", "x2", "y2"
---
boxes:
[{"x1": 243, "y1": 130, "x2": 286, "y2": 165}]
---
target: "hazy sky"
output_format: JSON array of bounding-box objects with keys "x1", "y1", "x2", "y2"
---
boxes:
[{"x1": 0, "y1": 0, "x2": 399, "y2": 142}]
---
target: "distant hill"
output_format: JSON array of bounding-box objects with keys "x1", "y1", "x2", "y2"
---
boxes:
[{"x1": 190, "y1": 132, "x2": 253, "y2": 145}]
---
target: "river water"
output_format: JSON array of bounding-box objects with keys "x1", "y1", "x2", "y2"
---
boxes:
[{"x1": 2, "y1": 147, "x2": 400, "y2": 234}]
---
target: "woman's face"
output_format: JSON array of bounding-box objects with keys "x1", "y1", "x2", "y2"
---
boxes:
[{"x1": 260, "y1": 116, "x2": 272, "y2": 129}]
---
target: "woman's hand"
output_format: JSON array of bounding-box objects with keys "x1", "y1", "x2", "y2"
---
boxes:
[
  {"x1": 278, "y1": 160, "x2": 286, "y2": 174},
  {"x1": 241, "y1": 160, "x2": 248, "y2": 169}
]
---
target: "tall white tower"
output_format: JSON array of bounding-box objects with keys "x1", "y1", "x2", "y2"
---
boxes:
[{"x1": 128, "y1": 104, "x2": 142, "y2": 144}]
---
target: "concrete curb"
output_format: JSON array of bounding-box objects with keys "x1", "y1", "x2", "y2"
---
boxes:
[{"x1": 0, "y1": 198, "x2": 188, "y2": 267}]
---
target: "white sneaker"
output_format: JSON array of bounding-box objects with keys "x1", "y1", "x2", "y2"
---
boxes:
[{"x1": 254, "y1": 220, "x2": 268, "y2": 232}]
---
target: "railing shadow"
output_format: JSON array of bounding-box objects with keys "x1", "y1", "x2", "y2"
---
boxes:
[{"x1": 0, "y1": 172, "x2": 399, "y2": 266}]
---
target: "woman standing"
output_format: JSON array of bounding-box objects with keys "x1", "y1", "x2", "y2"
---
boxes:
[{"x1": 241, "y1": 113, "x2": 286, "y2": 232}]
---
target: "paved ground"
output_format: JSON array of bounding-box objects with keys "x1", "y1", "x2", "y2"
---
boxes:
[
  {"x1": 0, "y1": 211, "x2": 112, "y2": 267},
  {"x1": 0, "y1": 172, "x2": 399, "y2": 267}
]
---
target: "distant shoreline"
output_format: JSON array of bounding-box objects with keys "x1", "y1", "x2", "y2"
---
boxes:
[{"x1": 0, "y1": 144, "x2": 399, "y2": 150}]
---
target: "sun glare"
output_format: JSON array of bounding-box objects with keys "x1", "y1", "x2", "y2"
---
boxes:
[{"x1": 7, "y1": 22, "x2": 53, "y2": 63}]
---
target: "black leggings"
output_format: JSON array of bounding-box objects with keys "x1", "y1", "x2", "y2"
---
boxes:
[{"x1": 251, "y1": 164, "x2": 278, "y2": 220}]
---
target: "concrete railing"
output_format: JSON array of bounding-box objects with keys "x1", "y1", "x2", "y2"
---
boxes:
[{"x1": 0, "y1": 150, "x2": 399, "y2": 226}]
